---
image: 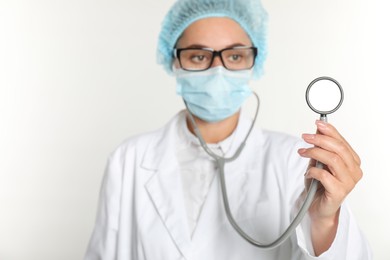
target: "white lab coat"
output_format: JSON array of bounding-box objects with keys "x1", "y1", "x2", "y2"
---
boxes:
[{"x1": 85, "y1": 111, "x2": 372, "y2": 260}]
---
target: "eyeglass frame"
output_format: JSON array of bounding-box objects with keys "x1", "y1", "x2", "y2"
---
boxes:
[{"x1": 173, "y1": 46, "x2": 258, "y2": 72}]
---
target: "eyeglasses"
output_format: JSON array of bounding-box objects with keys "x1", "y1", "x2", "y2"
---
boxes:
[{"x1": 173, "y1": 46, "x2": 257, "y2": 72}]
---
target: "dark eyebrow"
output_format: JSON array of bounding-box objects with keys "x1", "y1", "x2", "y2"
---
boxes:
[{"x1": 180, "y1": 43, "x2": 250, "y2": 50}]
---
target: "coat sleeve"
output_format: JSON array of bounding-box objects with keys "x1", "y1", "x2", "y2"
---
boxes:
[
  {"x1": 295, "y1": 203, "x2": 373, "y2": 259},
  {"x1": 84, "y1": 148, "x2": 125, "y2": 260}
]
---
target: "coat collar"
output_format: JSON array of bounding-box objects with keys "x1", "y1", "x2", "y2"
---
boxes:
[{"x1": 141, "y1": 110, "x2": 259, "y2": 170}]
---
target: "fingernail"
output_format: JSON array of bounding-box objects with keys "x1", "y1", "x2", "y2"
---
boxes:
[
  {"x1": 298, "y1": 148, "x2": 307, "y2": 155},
  {"x1": 302, "y1": 134, "x2": 315, "y2": 140},
  {"x1": 316, "y1": 120, "x2": 327, "y2": 129}
]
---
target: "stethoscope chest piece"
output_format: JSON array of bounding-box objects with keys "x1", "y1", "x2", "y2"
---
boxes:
[{"x1": 306, "y1": 76, "x2": 344, "y2": 117}]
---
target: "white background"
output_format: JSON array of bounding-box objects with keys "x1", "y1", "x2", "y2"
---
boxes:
[{"x1": 0, "y1": 0, "x2": 388, "y2": 259}]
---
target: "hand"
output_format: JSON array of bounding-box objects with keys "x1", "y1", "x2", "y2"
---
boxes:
[
  {"x1": 298, "y1": 120, "x2": 363, "y2": 254},
  {"x1": 298, "y1": 120, "x2": 362, "y2": 220}
]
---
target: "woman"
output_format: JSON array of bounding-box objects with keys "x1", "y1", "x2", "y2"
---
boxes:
[{"x1": 85, "y1": 0, "x2": 372, "y2": 259}]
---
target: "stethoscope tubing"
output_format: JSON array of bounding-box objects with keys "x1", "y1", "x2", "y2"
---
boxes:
[{"x1": 185, "y1": 92, "x2": 320, "y2": 249}]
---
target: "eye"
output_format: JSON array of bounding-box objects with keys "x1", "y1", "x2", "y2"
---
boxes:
[
  {"x1": 228, "y1": 54, "x2": 242, "y2": 62},
  {"x1": 191, "y1": 55, "x2": 208, "y2": 63}
]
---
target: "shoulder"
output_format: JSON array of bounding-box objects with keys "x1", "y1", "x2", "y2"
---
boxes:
[
  {"x1": 249, "y1": 128, "x2": 310, "y2": 168},
  {"x1": 107, "y1": 111, "x2": 184, "y2": 163},
  {"x1": 262, "y1": 129, "x2": 304, "y2": 146},
  {"x1": 253, "y1": 128, "x2": 306, "y2": 151}
]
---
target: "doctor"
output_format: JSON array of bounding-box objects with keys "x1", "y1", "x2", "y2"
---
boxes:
[{"x1": 84, "y1": 0, "x2": 372, "y2": 259}]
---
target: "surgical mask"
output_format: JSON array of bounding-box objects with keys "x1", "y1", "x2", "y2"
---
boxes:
[{"x1": 175, "y1": 66, "x2": 253, "y2": 122}]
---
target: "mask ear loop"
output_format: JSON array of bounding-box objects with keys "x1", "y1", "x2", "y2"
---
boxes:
[{"x1": 184, "y1": 92, "x2": 319, "y2": 249}]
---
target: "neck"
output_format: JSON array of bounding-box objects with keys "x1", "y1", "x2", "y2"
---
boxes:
[{"x1": 186, "y1": 111, "x2": 240, "y2": 143}]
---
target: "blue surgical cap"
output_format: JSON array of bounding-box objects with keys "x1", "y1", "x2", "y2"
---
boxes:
[{"x1": 157, "y1": 0, "x2": 268, "y2": 79}]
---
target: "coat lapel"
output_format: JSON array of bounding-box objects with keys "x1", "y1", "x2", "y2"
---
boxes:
[{"x1": 142, "y1": 112, "x2": 192, "y2": 259}]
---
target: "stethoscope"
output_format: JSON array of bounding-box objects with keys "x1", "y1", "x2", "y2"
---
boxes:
[{"x1": 185, "y1": 76, "x2": 344, "y2": 249}]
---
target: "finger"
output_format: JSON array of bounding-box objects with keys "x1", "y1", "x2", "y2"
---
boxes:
[
  {"x1": 298, "y1": 147, "x2": 351, "y2": 183},
  {"x1": 317, "y1": 121, "x2": 360, "y2": 165},
  {"x1": 302, "y1": 133, "x2": 357, "y2": 173},
  {"x1": 315, "y1": 120, "x2": 361, "y2": 165},
  {"x1": 306, "y1": 166, "x2": 355, "y2": 201},
  {"x1": 305, "y1": 166, "x2": 341, "y2": 197},
  {"x1": 300, "y1": 146, "x2": 363, "y2": 189}
]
